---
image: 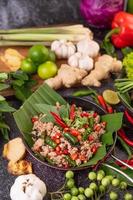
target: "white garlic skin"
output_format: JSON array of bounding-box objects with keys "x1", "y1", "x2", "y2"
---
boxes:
[
  {"x1": 51, "y1": 40, "x2": 76, "y2": 59},
  {"x1": 68, "y1": 52, "x2": 93, "y2": 71},
  {"x1": 77, "y1": 39, "x2": 100, "y2": 58}
]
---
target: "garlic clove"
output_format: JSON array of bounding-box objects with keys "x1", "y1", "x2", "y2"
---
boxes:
[
  {"x1": 79, "y1": 56, "x2": 93, "y2": 71},
  {"x1": 77, "y1": 39, "x2": 100, "y2": 58},
  {"x1": 51, "y1": 40, "x2": 60, "y2": 51},
  {"x1": 61, "y1": 44, "x2": 68, "y2": 59}
]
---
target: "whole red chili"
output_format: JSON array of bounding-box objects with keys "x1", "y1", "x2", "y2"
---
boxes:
[
  {"x1": 107, "y1": 105, "x2": 113, "y2": 113},
  {"x1": 70, "y1": 104, "x2": 75, "y2": 121},
  {"x1": 106, "y1": 12, "x2": 133, "y2": 48},
  {"x1": 97, "y1": 95, "x2": 107, "y2": 110},
  {"x1": 118, "y1": 129, "x2": 133, "y2": 147},
  {"x1": 50, "y1": 112, "x2": 68, "y2": 128},
  {"x1": 124, "y1": 110, "x2": 133, "y2": 125}
]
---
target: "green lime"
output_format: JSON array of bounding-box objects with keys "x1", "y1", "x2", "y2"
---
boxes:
[
  {"x1": 103, "y1": 90, "x2": 120, "y2": 105},
  {"x1": 38, "y1": 61, "x2": 58, "y2": 79},
  {"x1": 48, "y1": 50, "x2": 56, "y2": 62},
  {"x1": 29, "y1": 44, "x2": 49, "y2": 64},
  {"x1": 20, "y1": 58, "x2": 37, "y2": 74}
]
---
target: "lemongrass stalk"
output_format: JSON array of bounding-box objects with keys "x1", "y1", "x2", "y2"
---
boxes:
[
  {"x1": 0, "y1": 25, "x2": 87, "y2": 34},
  {"x1": 0, "y1": 40, "x2": 51, "y2": 46},
  {"x1": 0, "y1": 33, "x2": 87, "y2": 42}
]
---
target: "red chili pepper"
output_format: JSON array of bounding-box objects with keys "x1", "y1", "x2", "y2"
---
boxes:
[
  {"x1": 115, "y1": 158, "x2": 133, "y2": 167},
  {"x1": 64, "y1": 127, "x2": 70, "y2": 132},
  {"x1": 88, "y1": 135, "x2": 94, "y2": 142},
  {"x1": 55, "y1": 139, "x2": 61, "y2": 144},
  {"x1": 118, "y1": 129, "x2": 133, "y2": 147},
  {"x1": 107, "y1": 105, "x2": 113, "y2": 113},
  {"x1": 81, "y1": 112, "x2": 90, "y2": 117},
  {"x1": 124, "y1": 110, "x2": 133, "y2": 125},
  {"x1": 83, "y1": 124, "x2": 89, "y2": 128},
  {"x1": 31, "y1": 117, "x2": 38, "y2": 123},
  {"x1": 50, "y1": 112, "x2": 68, "y2": 128},
  {"x1": 91, "y1": 145, "x2": 98, "y2": 153},
  {"x1": 70, "y1": 129, "x2": 80, "y2": 136},
  {"x1": 111, "y1": 12, "x2": 133, "y2": 48},
  {"x1": 93, "y1": 112, "x2": 98, "y2": 118},
  {"x1": 63, "y1": 149, "x2": 69, "y2": 155},
  {"x1": 70, "y1": 104, "x2": 75, "y2": 121},
  {"x1": 77, "y1": 134, "x2": 82, "y2": 141},
  {"x1": 97, "y1": 95, "x2": 107, "y2": 110}
]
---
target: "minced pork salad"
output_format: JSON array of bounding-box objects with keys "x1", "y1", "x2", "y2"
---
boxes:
[{"x1": 31, "y1": 103, "x2": 106, "y2": 168}]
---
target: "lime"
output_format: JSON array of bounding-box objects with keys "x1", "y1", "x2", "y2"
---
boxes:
[
  {"x1": 103, "y1": 90, "x2": 120, "y2": 105},
  {"x1": 48, "y1": 50, "x2": 56, "y2": 62},
  {"x1": 29, "y1": 44, "x2": 49, "y2": 64},
  {"x1": 38, "y1": 61, "x2": 58, "y2": 79},
  {"x1": 20, "y1": 58, "x2": 37, "y2": 74}
]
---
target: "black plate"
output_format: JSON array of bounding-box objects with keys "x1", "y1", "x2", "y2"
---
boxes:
[{"x1": 24, "y1": 96, "x2": 116, "y2": 171}]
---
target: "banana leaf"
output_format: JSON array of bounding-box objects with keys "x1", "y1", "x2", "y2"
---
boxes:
[{"x1": 13, "y1": 83, "x2": 67, "y2": 137}]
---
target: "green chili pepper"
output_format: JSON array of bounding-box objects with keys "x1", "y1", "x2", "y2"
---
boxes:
[
  {"x1": 63, "y1": 133, "x2": 78, "y2": 145},
  {"x1": 72, "y1": 89, "x2": 96, "y2": 97},
  {"x1": 64, "y1": 155, "x2": 76, "y2": 167},
  {"x1": 89, "y1": 117, "x2": 94, "y2": 128},
  {"x1": 83, "y1": 128, "x2": 92, "y2": 141},
  {"x1": 45, "y1": 136, "x2": 57, "y2": 148}
]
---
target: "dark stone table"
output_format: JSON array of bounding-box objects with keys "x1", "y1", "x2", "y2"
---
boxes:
[{"x1": 0, "y1": 0, "x2": 132, "y2": 200}]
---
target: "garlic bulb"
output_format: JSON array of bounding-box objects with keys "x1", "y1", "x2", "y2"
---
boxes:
[
  {"x1": 51, "y1": 40, "x2": 76, "y2": 59},
  {"x1": 68, "y1": 52, "x2": 93, "y2": 71},
  {"x1": 10, "y1": 174, "x2": 47, "y2": 200},
  {"x1": 77, "y1": 39, "x2": 100, "y2": 58}
]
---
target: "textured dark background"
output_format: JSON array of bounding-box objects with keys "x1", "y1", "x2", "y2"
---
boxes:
[
  {"x1": 0, "y1": 0, "x2": 82, "y2": 29},
  {"x1": 0, "y1": 0, "x2": 132, "y2": 200}
]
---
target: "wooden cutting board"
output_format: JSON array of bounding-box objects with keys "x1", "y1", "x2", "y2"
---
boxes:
[{"x1": 0, "y1": 46, "x2": 65, "y2": 97}]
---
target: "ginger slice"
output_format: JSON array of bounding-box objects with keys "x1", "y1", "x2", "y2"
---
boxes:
[
  {"x1": 3, "y1": 137, "x2": 26, "y2": 163},
  {"x1": 0, "y1": 48, "x2": 24, "y2": 71},
  {"x1": 8, "y1": 160, "x2": 32, "y2": 175}
]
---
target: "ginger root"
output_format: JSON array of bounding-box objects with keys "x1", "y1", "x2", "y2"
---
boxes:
[
  {"x1": 0, "y1": 48, "x2": 24, "y2": 71},
  {"x1": 3, "y1": 137, "x2": 26, "y2": 163},
  {"x1": 45, "y1": 64, "x2": 88, "y2": 89},
  {"x1": 82, "y1": 54, "x2": 122, "y2": 87},
  {"x1": 8, "y1": 160, "x2": 32, "y2": 176},
  {"x1": 3, "y1": 137, "x2": 33, "y2": 175}
]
